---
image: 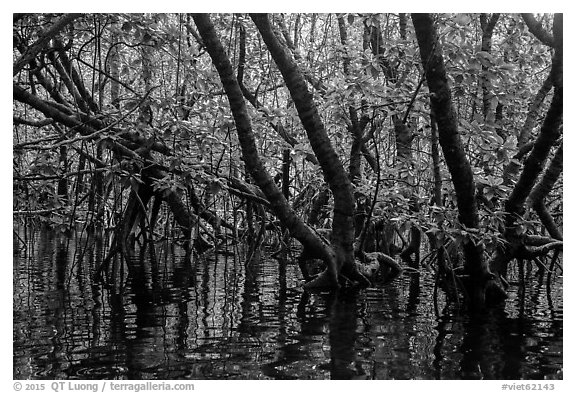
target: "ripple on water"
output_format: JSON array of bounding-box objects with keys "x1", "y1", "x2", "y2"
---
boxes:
[{"x1": 13, "y1": 232, "x2": 564, "y2": 379}]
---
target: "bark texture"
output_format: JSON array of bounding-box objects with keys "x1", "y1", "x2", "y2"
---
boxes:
[
  {"x1": 251, "y1": 14, "x2": 361, "y2": 282},
  {"x1": 13, "y1": 13, "x2": 81, "y2": 76},
  {"x1": 529, "y1": 145, "x2": 563, "y2": 240},
  {"x1": 412, "y1": 13, "x2": 496, "y2": 306},
  {"x1": 504, "y1": 14, "x2": 562, "y2": 223},
  {"x1": 193, "y1": 14, "x2": 342, "y2": 286},
  {"x1": 479, "y1": 13, "x2": 500, "y2": 121}
]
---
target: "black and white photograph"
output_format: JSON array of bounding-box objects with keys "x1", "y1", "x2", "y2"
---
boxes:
[{"x1": 11, "y1": 9, "x2": 564, "y2": 385}]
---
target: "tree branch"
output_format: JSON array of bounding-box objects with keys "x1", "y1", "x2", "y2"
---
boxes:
[
  {"x1": 521, "y1": 14, "x2": 554, "y2": 47},
  {"x1": 193, "y1": 13, "x2": 340, "y2": 286},
  {"x1": 251, "y1": 13, "x2": 359, "y2": 283},
  {"x1": 530, "y1": 144, "x2": 563, "y2": 240},
  {"x1": 13, "y1": 13, "x2": 82, "y2": 76}
]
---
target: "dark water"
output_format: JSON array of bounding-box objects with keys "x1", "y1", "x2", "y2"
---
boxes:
[{"x1": 13, "y1": 230, "x2": 563, "y2": 380}]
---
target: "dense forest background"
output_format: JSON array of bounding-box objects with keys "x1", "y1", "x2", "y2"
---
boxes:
[{"x1": 13, "y1": 13, "x2": 562, "y2": 312}]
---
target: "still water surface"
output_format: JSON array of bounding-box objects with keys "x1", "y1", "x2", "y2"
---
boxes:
[{"x1": 13, "y1": 230, "x2": 563, "y2": 379}]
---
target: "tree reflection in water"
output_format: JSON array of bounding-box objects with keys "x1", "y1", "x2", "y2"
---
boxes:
[{"x1": 13, "y1": 231, "x2": 562, "y2": 379}]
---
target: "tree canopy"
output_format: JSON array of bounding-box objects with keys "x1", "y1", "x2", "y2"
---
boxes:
[{"x1": 13, "y1": 13, "x2": 562, "y2": 310}]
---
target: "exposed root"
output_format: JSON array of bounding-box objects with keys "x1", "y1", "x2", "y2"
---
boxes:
[
  {"x1": 303, "y1": 269, "x2": 340, "y2": 290},
  {"x1": 343, "y1": 267, "x2": 372, "y2": 288}
]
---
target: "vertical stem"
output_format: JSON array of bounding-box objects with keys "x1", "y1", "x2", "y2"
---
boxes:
[{"x1": 430, "y1": 110, "x2": 442, "y2": 207}]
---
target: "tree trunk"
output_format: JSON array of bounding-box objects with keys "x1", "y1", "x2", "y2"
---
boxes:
[
  {"x1": 250, "y1": 14, "x2": 364, "y2": 284},
  {"x1": 109, "y1": 29, "x2": 121, "y2": 109},
  {"x1": 504, "y1": 35, "x2": 562, "y2": 222},
  {"x1": 529, "y1": 145, "x2": 562, "y2": 240},
  {"x1": 430, "y1": 110, "x2": 443, "y2": 206},
  {"x1": 57, "y1": 145, "x2": 69, "y2": 203},
  {"x1": 503, "y1": 72, "x2": 553, "y2": 187},
  {"x1": 494, "y1": 14, "x2": 562, "y2": 291},
  {"x1": 193, "y1": 14, "x2": 360, "y2": 288},
  {"x1": 139, "y1": 42, "x2": 154, "y2": 125},
  {"x1": 236, "y1": 23, "x2": 320, "y2": 167},
  {"x1": 479, "y1": 13, "x2": 500, "y2": 122},
  {"x1": 412, "y1": 13, "x2": 499, "y2": 307},
  {"x1": 337, "y1": 15, "x2": 371, "y2": 235},
  {"x1": 13, "y1": 13, "x2": 81, "y2": 76}
]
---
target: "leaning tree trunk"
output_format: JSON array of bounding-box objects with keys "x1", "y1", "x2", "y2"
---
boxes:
[
  {"x1": 192, "y1": 14, "x2": 365, "y2": 288},
  {"x1": 504, "y1": 14, "x2": 562, "y2": 224},
  {"x1": 412, "y1": 13, "x2": 502, "y2": 308},
  {"x1": 250, "y1": 14, "x2": 366, "y2": 285},
  {"x1": 502, "y1": 71, "x2": 553, "y2": 188},
  {"x1": 529, "y1": 144, "x2": 563, "y2": 241},
  {"x1": 493, "y1": 14, "x2": 563, "y2": 279}
]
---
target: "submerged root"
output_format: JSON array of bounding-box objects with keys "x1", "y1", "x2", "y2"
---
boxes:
[{"x1": 302, "y1": 251, "x2": 403, "y2": 291}]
